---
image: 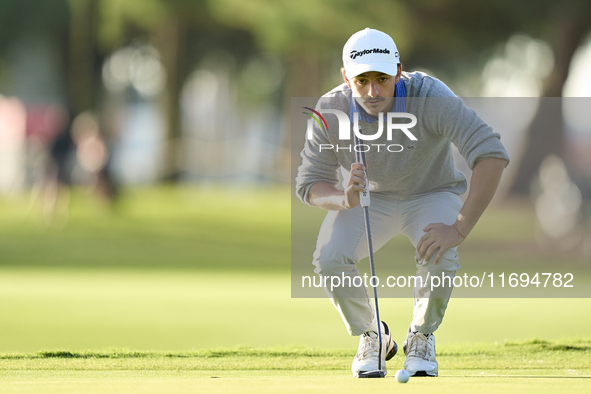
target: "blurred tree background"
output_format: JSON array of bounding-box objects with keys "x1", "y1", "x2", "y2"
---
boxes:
[
  {"x1": 1, "y1": 0, "x2": 591, "y2": 356},
  {"x1": 0, "y1": 0, "x2": 590, "y2": 196}
]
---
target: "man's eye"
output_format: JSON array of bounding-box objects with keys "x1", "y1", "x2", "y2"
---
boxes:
[
  {"x1": 379, "y1": 78, "x2": 388, "y2": 82},
  {"x1": 356, "y1": 80, "x2": 367, "y2": 85}
]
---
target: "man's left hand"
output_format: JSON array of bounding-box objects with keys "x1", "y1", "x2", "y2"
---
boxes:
[{"x1": 417, "y1": 223, "x2": 464, "y2": 264}]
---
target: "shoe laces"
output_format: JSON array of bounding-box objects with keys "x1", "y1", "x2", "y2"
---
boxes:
[
  {"x1": 357, "y1": 331, "x2": 379, "y2": 360},
  {"x1": 407, "y1": 333, "x2": 429, "y2": 360}
]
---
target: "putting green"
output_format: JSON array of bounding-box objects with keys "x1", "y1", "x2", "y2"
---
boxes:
[
  {"x1": 1, "y1": 346, "x2": 589, "y2": 394},
  {"x1": 1, "y1": 370, "x2": 590, "y2": 394}
]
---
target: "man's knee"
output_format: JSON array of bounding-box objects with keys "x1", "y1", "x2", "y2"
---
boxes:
[{"x1": 312, "y1": 246, "x2": 356, "y2": 277}]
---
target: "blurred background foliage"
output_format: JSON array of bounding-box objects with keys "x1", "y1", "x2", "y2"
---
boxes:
[
  {"x1": 0, "y1": 0, "x2": 591, "y2": 353},
  {"x1": 0, "y1": 0, "x2": 591, "y2": 251}
]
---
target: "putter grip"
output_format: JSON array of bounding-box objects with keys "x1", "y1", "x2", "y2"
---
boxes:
[{"x1": 359, "y1": 171, "x2": 370, "y2": 207}]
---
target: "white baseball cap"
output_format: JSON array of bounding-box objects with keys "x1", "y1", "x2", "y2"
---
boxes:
[{"x1": 342, "y1": 28, "x2": 400, "y2": 79}]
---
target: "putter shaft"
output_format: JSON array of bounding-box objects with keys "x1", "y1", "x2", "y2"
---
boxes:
[{"x1": 354, "y1": 132, "x2": 384, "y2": 374}]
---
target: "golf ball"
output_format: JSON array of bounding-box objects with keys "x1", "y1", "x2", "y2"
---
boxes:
[{"x1": 395, "y1": 369, "x2": 410, "y2": 383}]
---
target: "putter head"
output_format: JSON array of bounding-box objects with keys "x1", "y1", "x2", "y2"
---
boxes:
[{"x1": 357, "y1": 370, "x2": 386, "y2": 378}]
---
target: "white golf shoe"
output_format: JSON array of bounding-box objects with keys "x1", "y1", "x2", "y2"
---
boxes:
[
  {"x1": 351, "y1": 321, "x2": 398, "y2": 378},
  {"x1": 403, "y1": 331, "x2": 438, "y2": 377}
]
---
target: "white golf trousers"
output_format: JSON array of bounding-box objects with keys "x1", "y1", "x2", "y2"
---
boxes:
[{"x1": 312, "y1": 191, "x2": 462, "y2": 336}]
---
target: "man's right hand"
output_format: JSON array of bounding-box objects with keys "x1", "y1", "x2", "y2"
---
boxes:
[
  {"x1": 308, "y1": 162, "x2": 368, "y2": 211},
  {"x1": 343, "y1": 162, "x2": 367, "y2": 209}
]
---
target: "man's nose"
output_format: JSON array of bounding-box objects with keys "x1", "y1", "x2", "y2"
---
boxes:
[{"x1": 368, "y1": 82, "x2": 379, "y2": 97}]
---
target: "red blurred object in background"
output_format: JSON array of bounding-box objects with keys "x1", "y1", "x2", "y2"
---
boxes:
[{"x1": 25, "y1": 104, "x2": 67, "y2": 143}]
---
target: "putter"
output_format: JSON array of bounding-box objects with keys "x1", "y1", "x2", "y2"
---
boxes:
[{"x1": 354, "y1": 133, "x2": 386, "y2": 379}]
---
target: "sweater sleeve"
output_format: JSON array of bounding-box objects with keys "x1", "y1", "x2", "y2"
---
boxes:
[
  {"x1": 423, "y1": 79, "x2": 510, "y2": 169},
  {"x1": 295, "y1": 109, "x2": 340, "y2": 206}
]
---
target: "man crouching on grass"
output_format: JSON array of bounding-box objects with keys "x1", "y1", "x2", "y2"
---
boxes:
[{"x1": 295, "y1": 28, "x2": 509, "y2": 377}]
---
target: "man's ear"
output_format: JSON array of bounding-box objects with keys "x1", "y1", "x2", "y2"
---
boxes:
[
  {"x1": 395, "y1": 64, "x2": 402, "y2": 84},
  {"x1": 341, "y1": 68, "x2": 351, "y2": 89}
]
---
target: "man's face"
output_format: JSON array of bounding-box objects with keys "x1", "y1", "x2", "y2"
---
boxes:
[{"x1": 343, "y1": 71, "x2": 398, "y2": 116}]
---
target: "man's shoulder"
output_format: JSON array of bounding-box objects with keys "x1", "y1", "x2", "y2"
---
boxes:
[
  {"x1": 317, "y1": 83, "x2": 351, "y2": 109},
  {"x1": 321, "y1": 83, "x2": 350, "y2": 99},
  {"x1": 402, "y1": 71, "x2": 456, "y2": 98}
]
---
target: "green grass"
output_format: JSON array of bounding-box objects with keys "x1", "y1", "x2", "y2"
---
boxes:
[
  {"x1": 0, "y1": 342, "x2": 590, "y2": 393},
  {"x1": 1, "y1": 371, "x2": 590, "y2": 394},
  {"x1": 1, "y1": 186, "x2": 290, "y2": 270},
  {"x1": 1, "y1": 267, "x2": 591, "y2": 352},
  {"x1": 1, "y1": 186, "x2": 590, "y2": 392}
]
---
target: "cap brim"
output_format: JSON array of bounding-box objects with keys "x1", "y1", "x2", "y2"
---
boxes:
[{"x1": 346, "y1": 62, "x2": 399, "y2": 79}]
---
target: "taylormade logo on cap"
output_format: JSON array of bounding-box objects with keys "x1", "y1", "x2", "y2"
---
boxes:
[
  {"x1": 343, "y1": 28, "x2": 400, "y2": 79},
  {"x1": 350, "y1": 48, "x2": 391, "y2": 59}
]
